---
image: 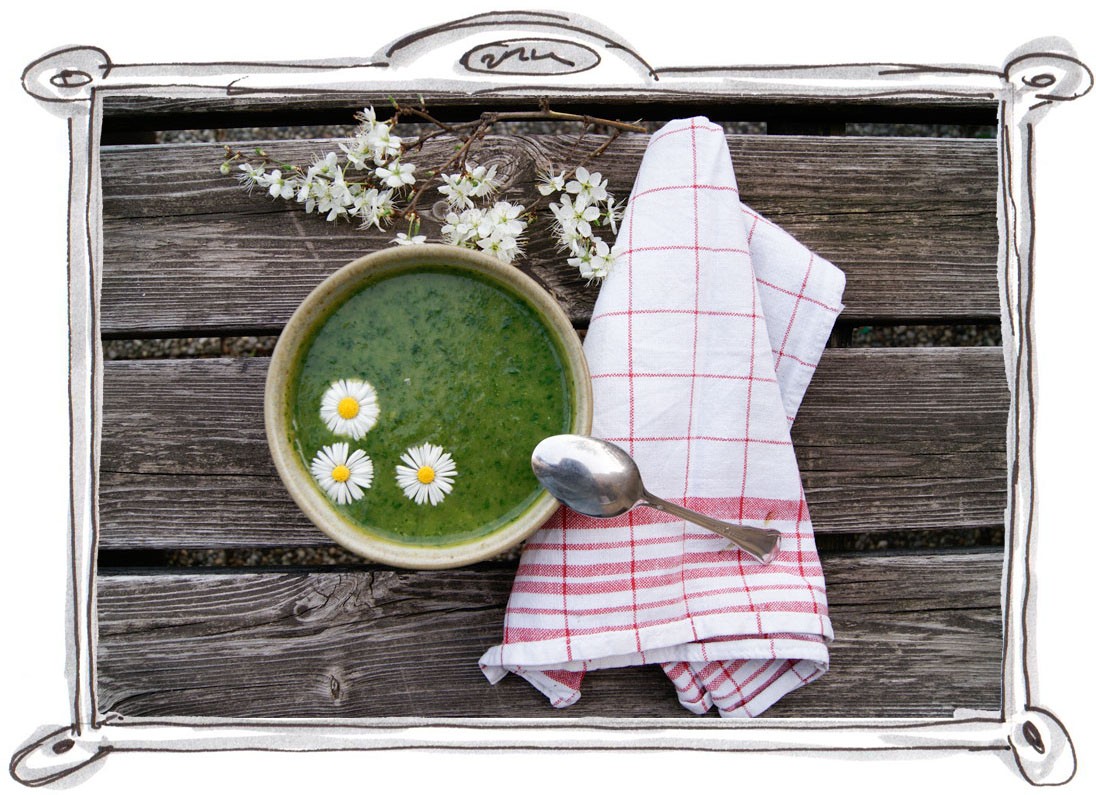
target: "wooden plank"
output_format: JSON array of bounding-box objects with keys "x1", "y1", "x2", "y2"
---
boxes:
[
  {"x1": 100, "y1": 93, "x2": 998, "y2": 122},
  {"x1": 100, "y1": 133, "x2": 998, "y2": 336},
  {"x1": 95, "y1": 549, "x2": 1003, "y2": 719},
  {"x1": 98, "y1": 347, "x2": 1008, "y2": 549},
  {"x1": 794, "y1": 346, "x2": 1008, "y2": 534}
]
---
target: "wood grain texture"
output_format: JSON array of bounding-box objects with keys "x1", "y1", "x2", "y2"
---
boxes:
[
  {"x1": 98, "y1": 347, "x2": 1008, "y2": 549},
  {"x1": 95, "y1": 549, "x2": 1003, "y2": 719},
  {"x1": 100, "y1": 133, "x2": 998, "y2": 336}
]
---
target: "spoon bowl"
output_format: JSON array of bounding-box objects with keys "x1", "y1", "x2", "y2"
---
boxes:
[
  {"x1": 531, "y1": 434, "x2": 645, "y2": 517},
  {"x1": 531, "y1": 434, "x2": 781, "y2": 564}
]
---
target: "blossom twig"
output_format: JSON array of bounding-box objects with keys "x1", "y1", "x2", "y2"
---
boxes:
[{"x1": 220, "y1": 102, "x2": 637, "y2": 280}]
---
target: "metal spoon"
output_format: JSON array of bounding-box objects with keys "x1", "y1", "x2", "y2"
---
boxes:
[{"x1": 531, "y1": 434, "x2": 781, "y2": 564}]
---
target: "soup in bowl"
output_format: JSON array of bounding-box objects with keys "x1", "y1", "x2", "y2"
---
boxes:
[{"x1": 265, "y1": 244, "x2": 592, "y2": 568}]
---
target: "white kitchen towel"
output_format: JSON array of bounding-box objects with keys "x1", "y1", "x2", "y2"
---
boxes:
[{"x1": 479, "y1": 117, "x2": 846, "y2": 717}]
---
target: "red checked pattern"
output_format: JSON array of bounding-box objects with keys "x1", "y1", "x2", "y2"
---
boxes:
[{"x1": 479, "y1": 118, "x2": 846, "y2": 716}]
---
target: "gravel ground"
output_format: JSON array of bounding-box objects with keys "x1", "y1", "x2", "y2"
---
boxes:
[
  {"x1": 116, "y1": 120, "x2": 1001, "y2": 566},
  {"x1": 157, "y1": 119, "x2": 996, "y2": 145},
  {"x1": 104, "y1": 336, "x2": 279, "y2": 360},
  {"x1": 848, "y1": 323, "x2": 1001, "y2": 347},
  {"x1": 155, "y1": 524, "x2": 1005, "y2": 568}
]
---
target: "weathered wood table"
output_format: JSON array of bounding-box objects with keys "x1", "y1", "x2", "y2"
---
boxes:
[
  {"x1": 14, "y1": 11, "x2": 1091, "y2": 786},
  {"x1": 96, "y1": 129, "x2": 1009, "y2": 719}
]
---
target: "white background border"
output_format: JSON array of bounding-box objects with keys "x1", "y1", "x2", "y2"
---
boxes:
[{"x1": 3, "y1": 1, "x2": 1093, "y2": 792}]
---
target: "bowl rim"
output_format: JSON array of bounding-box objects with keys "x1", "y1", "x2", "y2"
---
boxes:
[{"x1": 264, "y1": 244, "x2": 593, "y2": 569}]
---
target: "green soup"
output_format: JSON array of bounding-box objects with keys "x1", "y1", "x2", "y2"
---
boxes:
[{"x1": 288, "y1": 265, "x2": 573, "y2": 546}]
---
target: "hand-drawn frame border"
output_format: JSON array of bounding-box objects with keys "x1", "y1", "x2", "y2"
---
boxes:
[{"x1": 11, "y1": 9, "x2": 1093, "y2": 788}]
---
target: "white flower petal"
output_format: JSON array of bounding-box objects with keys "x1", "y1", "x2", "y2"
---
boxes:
[
  {"x1": 319, "y1": 379, "x2": 380, "y2": 439},
  {"x1": 310, "y1": 442, "x2": 373, "y2": 504},
  {"x1": 396, "y1": 443, "x2": 458, "y2": 506}
]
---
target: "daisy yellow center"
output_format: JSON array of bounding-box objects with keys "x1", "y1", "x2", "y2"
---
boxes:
[
  {"x1": 331, "y1": 464, "x2": 351, "y2": 483},
  {"x1": 416, "y1": 466, "x2": 436, "y2": 484},
  {"x1": 337, "y1": 396, "x2": 360, "y2": 420}
]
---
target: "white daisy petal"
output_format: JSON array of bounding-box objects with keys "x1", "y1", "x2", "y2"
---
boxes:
[
  {"x1": 319, "y1": 378, "x2": 380, "y2": 439},
  {"x1": 310, "y1": 442, "x2": 373, "y2": 505},
  {"x1": 396, "y1": 443, "x2": 458, "y2": 506}
]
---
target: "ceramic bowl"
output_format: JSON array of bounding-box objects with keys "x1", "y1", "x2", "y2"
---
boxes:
[{"x1": 265, "y1": 244, "x2": 592, "y2": 568}]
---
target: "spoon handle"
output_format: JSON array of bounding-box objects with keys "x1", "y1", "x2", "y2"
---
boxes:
[{"x1": 640, "y1": 491, "x2": 781, "y2": 564}]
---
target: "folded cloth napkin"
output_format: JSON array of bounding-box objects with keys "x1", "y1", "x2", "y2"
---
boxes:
[{"x1": 479, "y1": 117, "x2": 846, "y2": 717}]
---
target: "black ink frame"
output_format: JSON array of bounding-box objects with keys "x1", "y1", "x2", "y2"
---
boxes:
[{"x1": 12, "y1": 9, "x2": 1092, "y2": 787}]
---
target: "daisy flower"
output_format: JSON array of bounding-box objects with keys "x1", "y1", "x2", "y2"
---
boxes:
[
  {"x1": 320, "y1": 378, "x2": 380, "y2": 439},
  {"x1": 396, "y1": 443, "x2": 458, "y2": 506},
  {"x1": 310, "y1": 443, "x2": 374, "y2": 505}
]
